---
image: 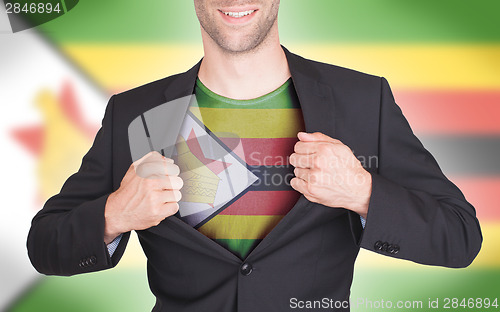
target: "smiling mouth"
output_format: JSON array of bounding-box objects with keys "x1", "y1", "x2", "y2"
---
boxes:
[{"x1": 220, "y1": 9, "x2": 257, "y2": 18}]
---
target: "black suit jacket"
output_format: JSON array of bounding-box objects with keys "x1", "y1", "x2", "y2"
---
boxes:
[{"x1": 27, "y1": 47, "x2": 482, "y2": 311}]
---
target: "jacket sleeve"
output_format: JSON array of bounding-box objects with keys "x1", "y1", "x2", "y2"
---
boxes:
[
  {"x1": 27, "y1": 95, "x2": 130, "y2": 276},
  {"x1": 356, "y1": 77, "x2": 482, "y2": 268}
]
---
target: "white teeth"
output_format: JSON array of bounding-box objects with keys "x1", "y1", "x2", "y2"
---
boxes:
[{"x1": 222, "y1": 10, "x2": 255, "y2": 18}]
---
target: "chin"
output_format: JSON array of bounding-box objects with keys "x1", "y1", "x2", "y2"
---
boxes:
[{"x1": 219, "y1": 36, "x2": 262, "y2": 54}]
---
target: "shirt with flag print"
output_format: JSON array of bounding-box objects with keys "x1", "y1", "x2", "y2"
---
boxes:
[{"x1": 188, "y1": 78, "x2": 305, "y2": 259}]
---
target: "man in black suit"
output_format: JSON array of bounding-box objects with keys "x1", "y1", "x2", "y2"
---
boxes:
[{"x1": 27, "y1": 0, "x2": 482, "y2": 311}]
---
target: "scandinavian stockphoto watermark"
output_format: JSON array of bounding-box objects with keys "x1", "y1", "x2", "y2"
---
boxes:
[{"x1": 250, "y1": 150, "x2": 378, "y2": 188}]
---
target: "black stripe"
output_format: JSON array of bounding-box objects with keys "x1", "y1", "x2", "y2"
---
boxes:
[
  {"x1": 140, "y1": 113, "x2": 155, "y2": 152},
  {"x1": 140, "y1": 114, "x2": 150, "y2": 137},
  {"x1": 420, "y1": 135, "x2": 500, "y2": 176},
  {"x1": 248, "y1": 165, "x2": 295, "y2": 191}
]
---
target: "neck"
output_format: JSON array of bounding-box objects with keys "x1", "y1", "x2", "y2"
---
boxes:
[{"x1": 198, "y1": 24, "x2": 291, "y2": 100}]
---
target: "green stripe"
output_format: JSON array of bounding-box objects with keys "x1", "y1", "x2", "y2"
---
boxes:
[
  {"x1": 38, "y1": 0, "x2": 500, "y2": 43},
  {"x1": 9, "y1": 269, "x2": 154, "y2": 311},
  {"x1": 194, "y1": 78, "x2": 301, "y2": 109},
  {"x1": 279, "y1": 0, "x2": 500, "y2": 43},
  {"x1": 213, "y1": 239, "x2": 262, "y2": 259},
  {"x1": 352, "y1": 268, "x2": 500, "y2": 310}
]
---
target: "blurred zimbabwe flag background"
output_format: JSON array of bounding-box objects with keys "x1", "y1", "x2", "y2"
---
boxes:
[{"x1": 2, "y1": 0, "x2": 499, "y2": 311}]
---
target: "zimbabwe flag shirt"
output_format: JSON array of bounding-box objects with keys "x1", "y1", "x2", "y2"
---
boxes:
[{"x1": 190, "y1": 77, "x2": 305, "y2": 259}]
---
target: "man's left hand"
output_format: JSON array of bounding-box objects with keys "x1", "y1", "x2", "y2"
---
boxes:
[{"x1": 289, "y1": 132, "x2": 372, "y2": 219}]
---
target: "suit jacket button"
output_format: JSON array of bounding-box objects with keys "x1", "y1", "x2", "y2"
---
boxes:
[
  {"x1": 381, "y1": 242, "x2": 389, "y2": 252},
  {"x1": 388, "y1": 244, "x2": 395, "y2": 254},
  {"x1": 89, "y1": 256, "x2": 97, "y2": 265},
  {"x1": 374, "y1": 241, "x2": 383, "y2": 250},
  {"x1": 240, "y1": 263, "x2": 253, "y2": 276},
  {"x1": 393, "y1": 245, "x2": 400, "y2": 254}
]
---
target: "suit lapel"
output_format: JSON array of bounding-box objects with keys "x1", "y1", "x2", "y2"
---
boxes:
[
  {"x1": 163, "y1": 60, "x2": 201, "y2": 102},
  {"x1": 283, "y1": 46, "x2": 337, "y2": 137},
  {"x1": 245, "y1": 48, "x2": 338, "y2": 258},
  {"x1": 154, "y1": 60, "x2": 246, "y2": 262},
  {"x1": 127, "y1": 61, "x2": 203, "y2": 162}
]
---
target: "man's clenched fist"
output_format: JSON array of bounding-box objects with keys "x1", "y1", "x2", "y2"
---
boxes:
[
  {"x1": 104, "y1": 151, "x2": 183, "y2": 244},
  {"x1": 289, "y1": 132, "x2": 372, "y2": 219}
]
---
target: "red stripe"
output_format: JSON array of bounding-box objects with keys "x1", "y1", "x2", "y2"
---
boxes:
[
  {"x1": 220, "y1": 191, "x2": 301, "y2": 216},
  {"x1": 219, "y1": 177, "x2": 500, "y2": 220},
  {"x1": 394, "y1": 90, "x2": 500, "y2": 134},
  {"x1": 219, "y1": 137, "x2": 298, "y2": 166},
  {"x1": 451, "y1": 177, "x2": 500, "y2": 221}
]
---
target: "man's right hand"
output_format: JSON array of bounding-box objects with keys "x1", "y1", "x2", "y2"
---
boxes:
[{"x1": 104, "y1": 151, "x2": 183, "y2": 244}]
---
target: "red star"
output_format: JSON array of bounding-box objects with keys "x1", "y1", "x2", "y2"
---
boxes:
[{"x1": 186, "y1": 129, "x2": 232, "y2": 175}]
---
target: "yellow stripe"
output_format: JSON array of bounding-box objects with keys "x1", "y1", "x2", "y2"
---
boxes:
[
  {"x1": 288, "y1": 44, "x2": 500, "y2": 90},
  {"x1": 189, "y1": 107, "x2": 303, "y2": 138},
  {"x1": 108, "y1": 223, "x2": 499, "y2": 269},
  {"x1": 62, "y1": 44, "x2": 500, "y2": 91},
  {"x1": 61, "y1": 44, "x2": 204, "y2": 91},
  {"x1": 198, "y1": 215, "x2": 284, "y2": 240},
  {"x1": 355, "y1": 222, "x2": 500, "y2": 269}
]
